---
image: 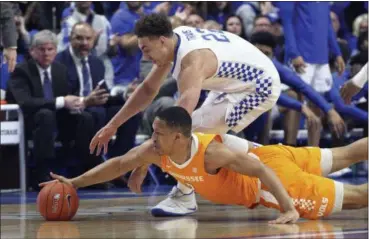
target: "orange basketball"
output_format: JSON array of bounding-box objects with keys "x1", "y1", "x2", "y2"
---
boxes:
[{"x1": 37, "y1": 181, "x2": 79, "y2": 221}]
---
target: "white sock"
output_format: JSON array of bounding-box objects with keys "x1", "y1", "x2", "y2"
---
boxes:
[{"x1": 177, "y1": 181, "x2": 193, "y2": 194}]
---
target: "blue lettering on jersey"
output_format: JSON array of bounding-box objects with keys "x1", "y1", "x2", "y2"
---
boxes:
[
  {"x1": 182, "y1": 30, "x2": 196, "y2": 41},
  {"x1": 195, "y1": 28, "x2": 230, "y2": 43}
]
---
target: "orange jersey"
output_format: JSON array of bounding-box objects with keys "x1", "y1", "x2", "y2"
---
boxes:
[
  {"x1": 249, "y1": 145, "x2": 339, "y2": 219},
  {"x1": 160, "y1": 133, "x2": 260, "y2": 208},
  {"x1": 161, "y1": 133, "x2": 340, "y2": 220}
]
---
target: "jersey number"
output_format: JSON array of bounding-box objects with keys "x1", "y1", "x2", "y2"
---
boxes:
[{"x1": 196, "y1": 28, "x2": 230, "y2": 43}]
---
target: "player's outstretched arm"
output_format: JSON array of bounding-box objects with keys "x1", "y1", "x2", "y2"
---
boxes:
[
  {"x1": 176, "y1": 50, "x2": 213, "y2": 115},
  {"x1": 89, "y1": 64, "x2": 172, "y2": 155},
  {"x1": 205, "y1": 141, "x2": 299, "y2": 224},
  {"x1": 41, "y1": 140, "x2": 161, "y2": 189}
]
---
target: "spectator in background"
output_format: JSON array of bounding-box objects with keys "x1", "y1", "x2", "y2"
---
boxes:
[
  {"x1": 203, "y1": 20, "x2": 222, "y2": 30},
  {"x1": 110, "y1": 2, "x2": 144, "y2": 87},
  {"x1": 1, "y1": 2, "x2": 17, "y2": 73},
  {"x1": 58, "y1": 1, "x2": 114, "y2": 88},
  {"x1": 276, "y1": 2, "x2": 346, "y2": 145},
  {"x1": 185, "y1": 14, "x2": 205, "y2": 28},
  {"x1": 223, "y1": 15, "x2": 247, "y2": 40},
  {"x1": 207, "y1": 2, "x2": 232, "y2": 25},
  {"x1": 56, "y1": 23, "x2": 141, "y2": 159},
  {"x1": 6, "y1": 30, "x2": 102, "y2": 190},
  {"x1": 21, "y1": 2, "x2": 49, "y2": 31},
  {"x1": 14, "y1": 13, "x2": 31, "y2": 62},
  {"x1": 353, "y1": 14, "x2": 368, "y2": 38},
  {"x1": 235, "y1": 2, "x2": 276, "y2": 38},
  {"x1": 253, "y1": 15, "x2": 272, "y2": 34},
  {"x1": 250, "y1": 31, "x2": 345, "y2": 146},
  {"x1": 328, "y1": 51, "x2": 367, "y2": 129}
]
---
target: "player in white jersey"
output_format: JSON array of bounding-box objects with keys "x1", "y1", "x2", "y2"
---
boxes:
[{"x1": 89, "y1": 13, "x2": 281, "y2": 216}]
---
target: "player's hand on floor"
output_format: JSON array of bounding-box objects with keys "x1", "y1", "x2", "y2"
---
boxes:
[
  {"x1": 38, "y1": 172, "x2": 76, "y2": 189},
  {"x1": 128, "y1": 166, "x2": 149, "y2": 193},
  {"x1": 89, "y1": 124, "x2": 117, "y2": 155},
  {"x1": 269, "y1": 209, "x2": 300, "y2": 224}
]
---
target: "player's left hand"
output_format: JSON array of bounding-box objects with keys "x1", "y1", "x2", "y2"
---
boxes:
[
  {"x1": 269, "y1": 209, "x2": 300, "y2": 224},
  {"x1": 89, "y1": 123, "x2": 117, "y2": 155}
]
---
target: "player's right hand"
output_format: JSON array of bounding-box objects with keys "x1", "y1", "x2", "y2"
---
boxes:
[
  {"x1": 39, "y1": 172, "x2": 76, "y2": 189},
  {"x1": 269, "y1": 209, "x2": 300, "y2": 224},
  {"x1": 89, "y1": 124, "x2": 117, "y2": 155}
]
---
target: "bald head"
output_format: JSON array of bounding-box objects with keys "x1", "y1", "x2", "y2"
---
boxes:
[{"x1": 70, "y1": 23, "x2": 95, "y2": 58}]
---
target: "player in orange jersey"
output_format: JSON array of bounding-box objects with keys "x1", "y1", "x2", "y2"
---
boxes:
[{"x1": 40, "y1": 107, "x2": 368, "y2": 224}]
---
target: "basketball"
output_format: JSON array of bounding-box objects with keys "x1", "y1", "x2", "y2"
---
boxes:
[{"x1": 37, "y1": 181, "x2": 79, "y2": 221}]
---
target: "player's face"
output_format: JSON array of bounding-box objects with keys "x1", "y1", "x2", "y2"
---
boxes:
[
  {"x1": 138, "y1": 36, "x2": 170, "y2": 66},
  {"x1": 151, "y1": 118, "x2": 178, "y2": 155}
]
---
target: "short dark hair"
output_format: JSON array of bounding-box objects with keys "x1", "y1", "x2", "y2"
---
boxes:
[
  {"x1": 156, "y1": 106, "x2": 192, "y2": 138},
  {"x1": 250, "y1": 31, "x2": 277, "y2": 49},
  {"x1": 253, "y1": 15, "x2": 271, "y2": 25},
  {"x1": 134, "y1": 13, "x2": 173, "y2": 38}
]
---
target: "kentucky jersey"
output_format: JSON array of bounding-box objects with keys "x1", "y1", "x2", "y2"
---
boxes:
[{"x1": 171, "y1": 26, "x2": 280, "y2": 95}]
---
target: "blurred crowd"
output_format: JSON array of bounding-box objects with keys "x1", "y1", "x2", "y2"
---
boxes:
[{"x1": 0, "y1": 1, "x2": 367, "y2": 190}]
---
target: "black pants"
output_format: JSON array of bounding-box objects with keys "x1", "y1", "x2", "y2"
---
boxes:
[{"x1": 26, "y1": 108, "x2": 102, "y2": 179}]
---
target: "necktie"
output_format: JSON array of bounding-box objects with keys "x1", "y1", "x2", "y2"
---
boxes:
[
  {"x1": 43, "y1": 70, "x2": 54, "y2": 100},
  {"x1": 81, "y1": 59, "x2": 91, "y2": 96}
]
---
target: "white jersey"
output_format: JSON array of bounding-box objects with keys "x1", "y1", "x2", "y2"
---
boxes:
[{"x1": 171, "y1": 26, "x2": 280, "y2": 94}]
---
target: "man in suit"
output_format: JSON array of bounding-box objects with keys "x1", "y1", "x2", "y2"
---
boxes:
[
  {"x1": 56, "y1": 22, "x2": 140, "y2": 158},
  {"x1": 6, "y1": 30, "x2": 102, "y2": 189}
]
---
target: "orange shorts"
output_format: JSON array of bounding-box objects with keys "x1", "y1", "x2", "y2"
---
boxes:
[{"x1": 250, "y1": 145, "x2": 344, "y2": 220}]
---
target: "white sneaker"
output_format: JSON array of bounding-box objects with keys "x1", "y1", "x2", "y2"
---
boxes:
[{"x1": 151, "y1": 186, "x2": 198, "y2": 217}]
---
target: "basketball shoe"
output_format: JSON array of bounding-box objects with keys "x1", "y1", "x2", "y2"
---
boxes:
[{"x1": 151, "y1": 186, "x2": 197, "y2": 217}]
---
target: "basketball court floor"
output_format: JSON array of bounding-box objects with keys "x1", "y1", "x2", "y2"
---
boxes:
[{"x1": 1, "y1": 185, "x2": 368, "y2": 239}]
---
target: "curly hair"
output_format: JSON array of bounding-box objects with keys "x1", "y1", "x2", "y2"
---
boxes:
[{"x1": 134, "y1": 13, "x2": 173, "y2": 38}]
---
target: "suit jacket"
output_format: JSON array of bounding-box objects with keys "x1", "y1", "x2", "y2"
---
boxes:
[
  {"x1": 56, "y1": 49, "x2": 125, "y2": 106},
  {"x1": 6, "y1": 59, "x2": 70, "y2": 116}
]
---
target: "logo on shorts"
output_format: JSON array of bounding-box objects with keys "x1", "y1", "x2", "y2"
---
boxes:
[{"x1": 317, "y1": 197, "x2": 329, "y2": 217}]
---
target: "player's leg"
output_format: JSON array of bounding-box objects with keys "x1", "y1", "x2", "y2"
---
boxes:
[
  {"x1": 329, "y1": 137, "x2": 368, "y2": 174},
  {"x1": 342, "y1": 183, "x2": 368, "y2": 209},
  {"x1": 230, "y1": 78, "x2": 281, "y2": 134}
]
